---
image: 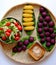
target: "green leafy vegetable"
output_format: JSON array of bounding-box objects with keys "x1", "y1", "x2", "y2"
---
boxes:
[
  {"x1": 20, "y1": 36, "x2": 29, "y2": 42},
  {"x1": 12, "y1": 52, "x2": 17, "y2": 56},
  {"x1": 27, "y1": 42, "x2": 34, "y2": 49}
]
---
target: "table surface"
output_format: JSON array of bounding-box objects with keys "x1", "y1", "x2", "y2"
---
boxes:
[{"x1": 0, "y1": 0, "x2": 56, "y2": 65}]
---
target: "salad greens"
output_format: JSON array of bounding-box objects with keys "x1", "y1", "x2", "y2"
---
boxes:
[{"x1": 0, "y1": 18, "x2": 22, "y2": 44}]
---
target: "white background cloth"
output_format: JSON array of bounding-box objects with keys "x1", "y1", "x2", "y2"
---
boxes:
[{"x1": 0, "y1": 0, "x2": 56, "y2": 65}]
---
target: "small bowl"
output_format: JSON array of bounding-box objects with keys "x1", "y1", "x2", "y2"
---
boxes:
[{"x1": 0, "y1": 17, "x2": 22, "y2": 44}]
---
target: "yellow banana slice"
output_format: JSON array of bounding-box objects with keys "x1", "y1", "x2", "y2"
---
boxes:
[
  {"x1": 23, "y1": 5, "x2": 33, "y2": 10},
  {"x1": 23, "y1": 10, "x2": 33, "y2": 14},
  {"x1": 23, "y1": 22, "x2": 34, "y2": 26},
  {"x1": 24, "y1": 26, "x2": 34, "y2": 30},
  {"x1": 23, "y1": 14, "x2": 33, "y2": 17},
  {"x1": 23, "y1": 18, "x2": 33, "y2": 22}
]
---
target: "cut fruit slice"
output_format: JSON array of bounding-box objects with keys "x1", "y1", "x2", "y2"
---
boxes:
[
  {"x1": 23, "y1": 18, "x2": 33, "y2": 22},
  {"x1": 23, "y1": 10, "x2": 33, "y2": 14},
  {"x1": 23, "y1": 14, "x2": 33, "y2": 17},
  {"x1": 23, "y1": 5, "x2": 34, "y2": 10},
  {"x1": 23, "y1": 22, "x2": 34, "y2": 26},
  {"x1": 24, "y1": 26, "x2": 34, "y2": 30}
]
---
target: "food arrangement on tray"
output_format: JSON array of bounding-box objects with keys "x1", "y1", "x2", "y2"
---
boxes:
[{"x1": 0, "y1": 3, "x2": 56, "y2": 64}]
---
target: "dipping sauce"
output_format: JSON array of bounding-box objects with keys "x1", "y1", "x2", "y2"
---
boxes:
[{"x1": 28, "y1": 42, "x2": 45, "y2": 61}]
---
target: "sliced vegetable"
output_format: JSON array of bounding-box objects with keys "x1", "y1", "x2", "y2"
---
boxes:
[
  {"x1": 6, "y1": 29, "x2": 12, "y2": 33},
  {"x1": 0, "y1": 28, "x2": 3, "y2": 30},
  {"x1": 14, "y1": 36, "x2": 20, "y2": 41},
  {"x1": 14, "y1": 22, "x2": 19, "y2": 26},
  {"x1": 17, "y1": 25, "x2": 22, "y2": 31},
  {"x1": 5, "y1": 32, "x2": 10, "y2": 36},
  {"x1": 6, "y1": 22, "x2": 11, "y2": 26},
  {"x1": 2, "y1": 36, "x2": 6, "y2": 40},
  {"x1": 15, "y1": 33, "x2": 20, "y2": 37}
]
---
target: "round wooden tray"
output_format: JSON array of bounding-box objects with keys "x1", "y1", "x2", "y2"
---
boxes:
[{"x1": 0, "y1": 3, "x2": 56, "y2": 64}]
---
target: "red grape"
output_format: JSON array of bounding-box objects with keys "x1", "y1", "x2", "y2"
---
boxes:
[
  {"x1": 49, "y1": 21, "x2": 54, "y2": 27},
  {"x1": 29, "y1": 36, "x2": 34, "y2": 42},
  {"x1": 45, "y1": 16, "x2": 51, "y2": 22},
  {"x1": 46, "y1": 42, "x2": 51, "y2": 47},
  {"x1": 38, "y1": 28, "x2": 42, "y2": 33}
]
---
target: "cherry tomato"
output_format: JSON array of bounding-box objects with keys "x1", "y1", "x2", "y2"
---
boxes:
[
  {"x1": 6, "y1": 29, "x2": 12, "y2": 33},
  {"x1": 17, "y1": 25, "x2": 22, "y2": 31},
  {"x1": 15, "y1": 33, "x2": 20, "y2": 37},
  {"x1": 6, "y1": 32, "x2": 10, "y2": 36},
  {"x1": 14, "y1": 36, "x2": 20, "y2": 41},
  {"x1": 6, "y1": 22, "x2": 11, "y2": 26},
  {"x1": 14, "y1": 22, "x2": 18, "y2": 26},
  {"x1": 0, "y1": 28, "x2": 3, "y2": 30},
  {"x1": 2, "y1": 36, "x2": 6, "y2": 40}
]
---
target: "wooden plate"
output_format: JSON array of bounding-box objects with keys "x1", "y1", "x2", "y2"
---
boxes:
[{"x1": 0, "y1": 3, "x2": 56, "y2": 64}]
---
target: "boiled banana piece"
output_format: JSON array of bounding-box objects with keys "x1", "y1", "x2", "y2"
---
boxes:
[
  {"x1": 23, "y1": 22, "x2": 34, "y2": 26},
  {"x1": 23, "y1": 5, "x2": 34, "y2": 10},
  {"x1": 23, "y1": 14, "x2": 33, "y2": 17},
  {"x1": 24, "y1": 26, "x2": 34, "y2": 30},
  {"x1": 23, "y1": 10, "x2": 33, "y2": 14},
  {"x1": 23, "y1": 18, "x2": 33, "y2": 22}
]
